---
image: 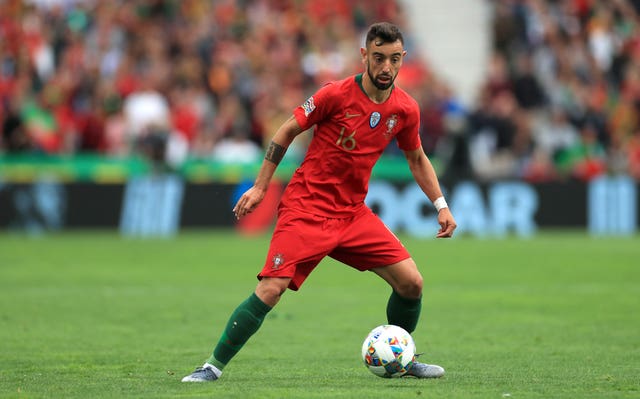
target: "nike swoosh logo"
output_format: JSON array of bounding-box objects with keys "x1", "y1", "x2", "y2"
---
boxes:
[{"x1": 345, "y1": 112, "x2": 362, "y2": 118}]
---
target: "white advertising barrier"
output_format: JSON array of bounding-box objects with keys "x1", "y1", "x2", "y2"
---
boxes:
[
  {"x1": 1, "y1": 176, "x2": 637, "y2": 237},
  {"x1": 366, "y1": 178, "x2": 636, "y2": 238}
]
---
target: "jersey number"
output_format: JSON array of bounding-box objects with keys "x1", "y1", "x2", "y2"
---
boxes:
[{"x1": 336, "y1": 128, "x2": 357, "y2": 151}]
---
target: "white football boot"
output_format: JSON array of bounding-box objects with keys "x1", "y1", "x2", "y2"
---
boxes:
[
  {"x1": 181, "y1": 363, "x2": 221, "y2": 382},
  {"x1": 404, "y1": 361, "x2": 445, "y2": 378}
]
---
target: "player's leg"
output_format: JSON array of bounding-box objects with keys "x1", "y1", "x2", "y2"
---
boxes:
[
  {"x1": 181, "y1": 277, "x2": 290, "y2": 382},
  {"x1": 330, "y1": 208, "x2": 424, "y2": 334},
  {"x1": 370, "y1": 258, "x2": 423, "y2": 333},
  {"x1": 183, "y1": 210, "x2": 330, "y2": 382},
  {"x1": 210, "y1": 277, "x2": 290, "y2": 366},
  {"x1": 330, "y1": 209, "x2": 444, "y2": 378},
  {"x1": 372, "y1": 260, "x2": 445, "y2": 378}
]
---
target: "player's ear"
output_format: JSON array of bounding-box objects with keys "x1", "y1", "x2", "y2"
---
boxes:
[{"x1": 360, "y1": 47, "x2": 367, "y2": 63}]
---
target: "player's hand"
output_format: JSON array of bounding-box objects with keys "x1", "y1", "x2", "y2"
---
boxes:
[
  {"x1": 436, "y1": 208, "x2": 456, "y2": 238},
  {"x1": 233, "y1": 186, "x2": 267, "y2": 219}
]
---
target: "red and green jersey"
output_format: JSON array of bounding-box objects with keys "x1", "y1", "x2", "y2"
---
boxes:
[{"x1": 282, "y1": 74, "x2": 421, "y2": 217}]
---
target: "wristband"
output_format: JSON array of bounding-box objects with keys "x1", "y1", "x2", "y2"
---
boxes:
[{"x1": 433, "y1": 196, "x2": 448, "y2": 212}]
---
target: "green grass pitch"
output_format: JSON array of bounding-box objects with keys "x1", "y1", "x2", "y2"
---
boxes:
[{"x1": 0, "y1": 230, "x2": 638, "y2": 398}]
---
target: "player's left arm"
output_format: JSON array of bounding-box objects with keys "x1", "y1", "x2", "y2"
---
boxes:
[{"x1": 403, "y1": 147, "x2": 457, "y2": 238}]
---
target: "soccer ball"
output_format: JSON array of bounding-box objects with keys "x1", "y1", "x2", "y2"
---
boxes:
[{"x1": 361, "y1": 324, "x2": 416, "y2": 378}]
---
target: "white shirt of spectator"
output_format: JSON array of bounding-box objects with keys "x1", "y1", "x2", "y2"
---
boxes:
[{"x1": 123, "y1": 90, "x2": 170, "y2": 137}]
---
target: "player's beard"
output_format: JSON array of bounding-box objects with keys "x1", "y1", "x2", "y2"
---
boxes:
[{"x1": 367, "y1": 66, "x2": 395, "y2": 90}]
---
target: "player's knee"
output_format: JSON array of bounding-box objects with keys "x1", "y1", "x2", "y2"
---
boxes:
[
  {"x1": 396, "y1": 274, "x2": 423, "y2": 299},
  {"x1": 255, "y1": 278, "x2": 288, "y2": 306}
]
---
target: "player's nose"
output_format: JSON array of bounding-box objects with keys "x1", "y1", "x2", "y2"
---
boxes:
[{"x1": 381, "y1": 60, "x2": 393, "y2": 73}]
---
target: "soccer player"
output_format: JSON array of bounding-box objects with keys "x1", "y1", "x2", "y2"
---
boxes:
[{"x1": 182, "y1": 22, "x2": 457, "y2": 382}]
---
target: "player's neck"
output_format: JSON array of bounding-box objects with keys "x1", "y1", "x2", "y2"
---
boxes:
[{"x1": 361, "y1": 74, "x2": 392, "y2": 104}]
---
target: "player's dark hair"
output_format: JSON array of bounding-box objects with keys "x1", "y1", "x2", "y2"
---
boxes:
[{"x1": 365, "y1": 22, "x2": 404, "y2": 47}]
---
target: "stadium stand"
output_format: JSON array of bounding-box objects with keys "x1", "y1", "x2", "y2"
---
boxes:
[{"x1": 1, "y1": 0, "x2": 639, "y2": 182}]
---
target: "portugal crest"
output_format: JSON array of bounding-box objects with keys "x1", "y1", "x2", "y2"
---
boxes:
[
  {"x1": 369, "y1": 112, "x2": 381, "y2": 128},
  {"x1": 384, "y1": 114, "x2": 398, "y2": 139},
  {"x1": 272, "y1": 253, "x2": 285, "y2": 269}
]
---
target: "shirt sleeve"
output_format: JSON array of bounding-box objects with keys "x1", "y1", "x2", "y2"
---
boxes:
[
  {"x1": 293, "y1": 82, "x2": 337, "y2": 130},
  {"x1": 395, "y1": 98, "x2": 422, "y2": 151}
]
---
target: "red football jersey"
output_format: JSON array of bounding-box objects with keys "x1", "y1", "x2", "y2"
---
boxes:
[{"x1": 283, "y1": 74, "x2": 422, "y2": 217}]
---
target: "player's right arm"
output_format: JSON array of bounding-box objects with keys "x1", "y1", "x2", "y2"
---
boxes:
[{"x1": 232, "y1": 115, "x2": 303, "y2": 219}]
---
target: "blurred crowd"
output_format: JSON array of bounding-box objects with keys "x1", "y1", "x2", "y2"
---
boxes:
[
  {"x1": 464, "y1": 0, "x2": 640, "y2": 181},
  {"x1": 1, "y1": 0, "x2": 640, "y2": 182},
  {"x1": 0, "y1": 0, "x2": 416, "y2": 168}
]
